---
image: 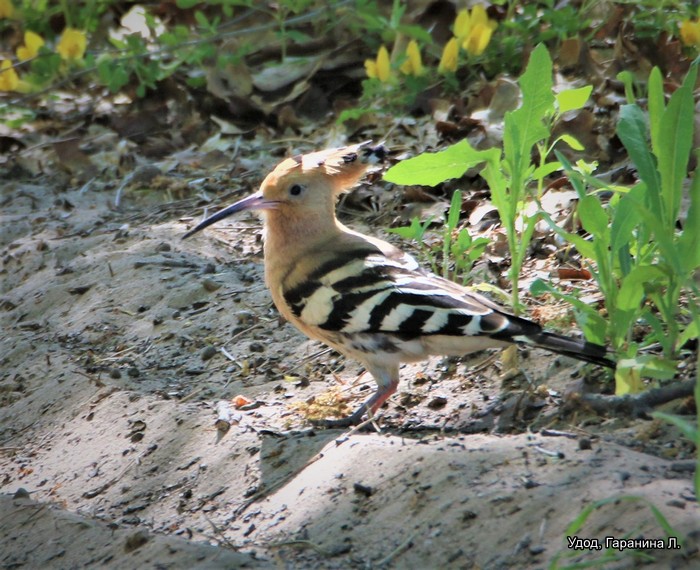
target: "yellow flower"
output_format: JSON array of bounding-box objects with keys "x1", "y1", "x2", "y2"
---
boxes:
[
  {"x1": 57, "y1": 28, "x2": 87, "y2": 60},
  {"x1": 454, "y1": 5, "x2": 497, "y2": 56},
  {"x1": 16, "y1": 31, "x2": 45, "y2": 61},
  {"x1": 0, "y1": 0, "x2": 14, "y2": 19},
  {"x1": 470, "y1": 5, "x2": 490, "y2": 30},
  {"x1": 463, "y1": 23, "x2": 494, "y2": 56},
  {"x1": 400, "y1": 40, "x2": 423, "y2": 76},
  {"x1": 364, "y1": 45, "x2": 391, "y2": 82},
  {"x1": 0, "y1": 59, "x2": 19, "y2": 91},
  {"x1": 438, "y1": 37, "x2": 459, "y2": 73},
  {"x1": 680, "y1": 19, "x2": 700, "y2": 47},
  {"x1": 454, "y1": 9, "x2": 471, "y2": 39}
]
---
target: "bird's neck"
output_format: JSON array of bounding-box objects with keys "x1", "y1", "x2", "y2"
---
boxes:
[{"x1": 262, "y1": 208, "x2": 345, "y2": 285}]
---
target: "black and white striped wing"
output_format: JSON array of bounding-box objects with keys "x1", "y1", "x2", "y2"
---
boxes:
[{"x1": 283, "y1": 251, "x2": 520, "y2": 340}]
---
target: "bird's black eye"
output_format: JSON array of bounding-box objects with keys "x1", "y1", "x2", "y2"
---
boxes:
[{"x1": 289, "y1": 184, "x2": 304, "y2": 197}]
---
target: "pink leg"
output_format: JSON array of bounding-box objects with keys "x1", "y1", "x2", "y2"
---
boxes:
[{"x1": 316, "y1": 364, "x2": 399, "y2": 428}]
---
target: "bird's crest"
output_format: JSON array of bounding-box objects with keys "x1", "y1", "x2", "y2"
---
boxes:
[{"x1": 264, "y1": 141, "x2": 386, "y2": 194}]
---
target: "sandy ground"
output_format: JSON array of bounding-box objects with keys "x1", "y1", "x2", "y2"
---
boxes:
[{"x1": 1, "y1": 181, "x2": 698, "y2": 569}]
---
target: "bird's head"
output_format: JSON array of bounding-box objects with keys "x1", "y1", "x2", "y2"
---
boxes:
[{"x1": 183, "y1": 141, "x2": 385, "y2": 239}]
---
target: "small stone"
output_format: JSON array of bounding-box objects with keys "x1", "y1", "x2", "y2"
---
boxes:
[
  {"x1": 124, "y1": 530, "x2": 150, "y2": 552},
  {"x1": 201, "y1": 345, "x2": 218, "y2": 361},
  {"x1": 353, "y1": 482, "x2": 373, "y2": 497},
  {"x1": 13, "y1": 488, "x2": 31, "y2": 499},
  {"x1": 427, "y1": 395, "x2": 448, "y2": 409},
  {"x1": 202, "y1": 278, "x2": 220, "y2": 292},
  {"x1": 236, "y1": 310, "x2": 256, "y2": 326}
]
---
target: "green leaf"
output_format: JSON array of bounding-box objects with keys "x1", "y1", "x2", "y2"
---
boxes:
[
  {"x1": 577, "y1": 195, "x2": 609, "y2": 240},
  {"x1": 617, "y1": 355, "x2": 677, "y2": 382},
  {"x1": 532, "y1": 160, "x2": 562, "y2": 180},
  {"x1": 194, "y1": 10, "x2": 210, "y2": 28},
  {"x1": 647, "y1": 66, "x2": 664, "y2": 153},
  {"x1": 657, "y1": 63, "x2": 697, "y2": 227},
  {"x1": 616, "y1": 70, "x2": 636, "y2": 104},
  {"x1": 617, "y1": 104, "x2": 661, "y2": 195},
  {"x1": 678, "y1": 164, "x2": 700, "y2": 272},
  {"x1": 447, "y1": 190, "x2": 461, "y2": 231},
  {"x1": 610, "y1": 185, "x2": 643, "y2": 254},
  {"x1": 556, "y1": 134, "x2": 584, "y2": 151},
  {"x1": 383, "y1": 140, "x2": 493, "y2": 187},
  {"x1": 616, "y1": 272, "x2": 646, "y2": 312},
  {"x1": 387, "y1": 217, "x2": 432, "y2": 241},
  {"x1": 503, "y1": 44, "x2": 553, "y2": 177},
  {"x1": 555, "y1": 85, "x2": 592, "y2": 113},
  {"x1": 396, "y1": 24, "x2": 433, "y2": 43}
]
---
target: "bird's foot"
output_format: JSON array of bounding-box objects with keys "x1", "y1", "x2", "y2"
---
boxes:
[
  {"x1": 311, "y1": 405, "x2": 376, "y2": 429},
  {"x1": 312, "y1": 410, "x2": 365, "y2": 429}
]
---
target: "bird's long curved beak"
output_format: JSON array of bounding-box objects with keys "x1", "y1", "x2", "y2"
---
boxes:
[{"x1": 182, "y1": 191, "x2": 277, "y2": 239}]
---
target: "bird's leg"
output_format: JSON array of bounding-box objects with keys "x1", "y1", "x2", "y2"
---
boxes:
[{"x1": 314, "y1": 364, "x2": 399, "y2": 428}]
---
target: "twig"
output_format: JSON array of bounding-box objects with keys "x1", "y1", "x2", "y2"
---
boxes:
[
  {"x1": 540, "y1": 429, "x2": 578, "y2": 439},
  {"x1": 220, "y1": 346, "x2": 237, "y2": 362},
  {"x1": 203, "y1": 516, "x2": 241, "y2": 550},
  {"x1": 578, "y1": 379, "x2": 695, "y2": 416},
  {"x1": 532, "y1": 445, "x2": 565, "y2": 459},
  {"x1": 375, "y1": 531, "x2": 417, "y2": 567},
  {"x1": 214, "y1": 400, "x2": 242, "y2": 433}
]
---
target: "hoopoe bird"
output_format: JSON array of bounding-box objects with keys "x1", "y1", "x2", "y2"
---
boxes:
[{"x1": 184, "y1": 141, "x2": 615, "y2": 427}]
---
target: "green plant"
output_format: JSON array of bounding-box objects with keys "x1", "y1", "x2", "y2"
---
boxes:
[
  {"x1": 385, "y1": 44, "x2": 591, "y2": 314},
  {"x1": 533, "y1": 62, "x2": 699, "y2": 393},
  {"x1": 387, "y1": 190, "x2": 490, "y2": 285}
]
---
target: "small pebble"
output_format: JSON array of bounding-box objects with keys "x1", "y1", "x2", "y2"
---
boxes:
[
  {"x1": 124, "y1": 530, "x2": 150, "y2": 552},
  {"x1": 201, "y1": 346, "x2": 218, "y2": 361},
  {"x1": 427, "y1": 395, "x2": 448, "y2": 409},
  {"x1": 236, "y1": 310, "x2": 256, "y2": 325},
  {"x1": 202, "y1": 278, "x2": 220, "y2": 292},
  {"x1": 666, "y1": 499, "x2": 686, "y2": 509},
  {"x1": 353, "y1": 482, "x2": 373, "y2": 497}
]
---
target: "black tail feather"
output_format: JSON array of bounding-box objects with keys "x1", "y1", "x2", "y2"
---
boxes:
[{"x1": 526, "y1": 331, "x2": 616, "y2": 369}]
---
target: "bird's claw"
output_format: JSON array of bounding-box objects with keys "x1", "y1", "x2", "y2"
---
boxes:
[{"x1": 310, "y1": 406, "x2": 371, "y2": 429}]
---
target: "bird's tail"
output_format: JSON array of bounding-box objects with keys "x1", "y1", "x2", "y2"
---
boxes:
[{"x1": 524, "y1": 331, "x2": 616, "y2": 368}]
